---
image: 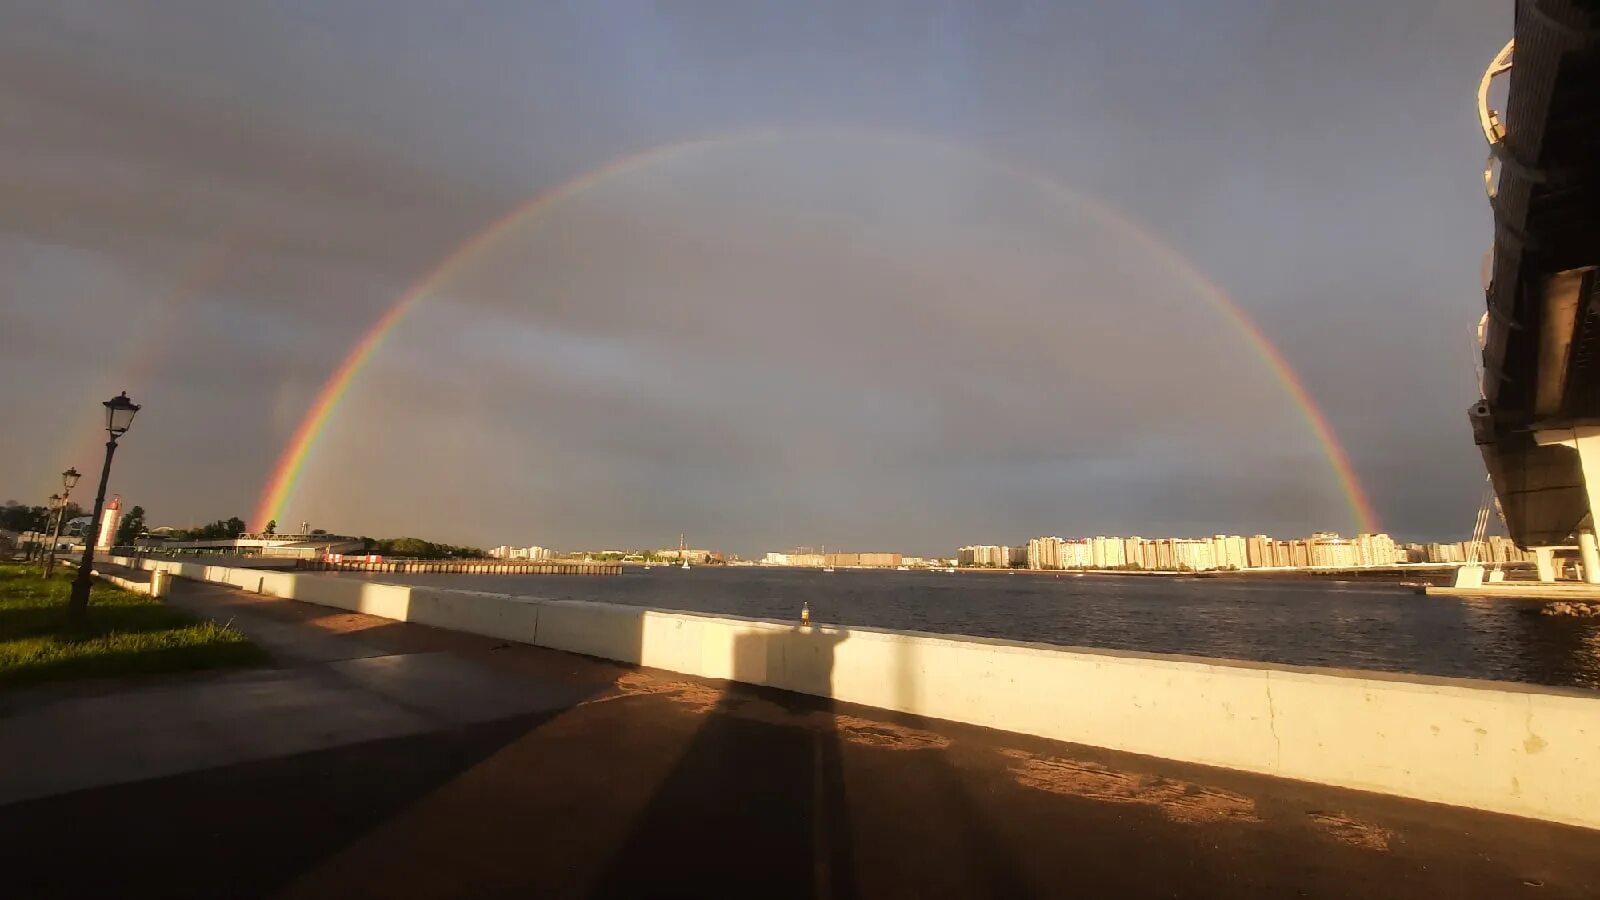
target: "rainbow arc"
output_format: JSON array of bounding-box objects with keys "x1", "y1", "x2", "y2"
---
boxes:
[{"x1": 254, "y1": 127, "x2": 1378, "y2": 535}]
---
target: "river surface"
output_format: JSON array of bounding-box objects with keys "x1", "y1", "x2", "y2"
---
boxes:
[{"x1": 350, "y1": 566, "x2": 1600, "y2": 690}]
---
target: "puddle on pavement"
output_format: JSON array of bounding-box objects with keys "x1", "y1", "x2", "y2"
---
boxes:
[
  {"x1": 998, "y1": 748, "x2": 1261, "y2": 825},
  {"x1": 601, "y1": 674, "x2": 1402, "y2": 848},
  {"x1": 599, "y1": 672, "x2": 950, "y2": 750},
  {"x1": 1305, "y1": 811, "x2": 1393, "y2": 850}
]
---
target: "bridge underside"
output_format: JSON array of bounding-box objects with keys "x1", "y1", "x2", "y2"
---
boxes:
[{"x1": 1474, "y1": 1, "x2": 1600, "y2": 551}]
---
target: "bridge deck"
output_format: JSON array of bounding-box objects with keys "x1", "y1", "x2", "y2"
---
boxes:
[{"x1": 1476, "y1": 0, "x2": 1600, "y2": 546}]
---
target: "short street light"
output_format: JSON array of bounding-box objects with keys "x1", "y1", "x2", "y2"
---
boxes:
[
  {"x1": 37, "y1": 494, "x2": 61, "y2": 561},
  {"x1": 43, "y1": 467, "x2": 82, "y2": 578},
  {"x1": 68, "y1": 393, "x2": 140, "y2": 621}
]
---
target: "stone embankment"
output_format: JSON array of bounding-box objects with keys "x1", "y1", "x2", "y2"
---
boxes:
[{"x1": 1539, "y1": 601, "x2": 1600, "y2": 617}]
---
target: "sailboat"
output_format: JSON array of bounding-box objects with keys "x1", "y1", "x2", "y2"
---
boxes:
[{"x1": 679, "y1": 533, "x2": 691, "y2": 570}]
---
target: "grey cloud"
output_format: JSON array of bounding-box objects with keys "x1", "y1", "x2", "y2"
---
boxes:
[{"x1": 0, "y1": 1, "x2": 1505, "y2": 552}]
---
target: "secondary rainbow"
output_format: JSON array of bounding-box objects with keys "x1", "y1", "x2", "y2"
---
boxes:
[{"x1": 255, "y1": 127, "x2": 1379, "y2": 534}]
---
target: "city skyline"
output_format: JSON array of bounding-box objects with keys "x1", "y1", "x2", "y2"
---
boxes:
[
  {"x1": 463, "y1": 524, "x2": 1514, "y2": 566},
  {"x1": 1, "y1": 1, "x2": 1510, "y2": 552},
  {"x1": 0, "y1": 492, "x2": 1517, "y2": 563}
]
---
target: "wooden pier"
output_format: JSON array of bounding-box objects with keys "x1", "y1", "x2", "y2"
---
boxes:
[{"x1": 298, "y1": 559, "x2": 621, "y2": 576}]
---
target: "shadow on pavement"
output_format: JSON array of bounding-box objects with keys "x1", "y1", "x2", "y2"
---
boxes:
[
  {"x1": 0, "y1": 712, "x2": 558, "y2": 900},
  {"x1": 588, "y1": 625, "x2": 858, "y2": 899},
  {"x1": 585, "y1": 623, "x2": 1037, "y2": 898}
]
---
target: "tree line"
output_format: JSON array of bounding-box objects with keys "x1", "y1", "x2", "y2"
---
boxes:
[
  {"x1": 4, "y1": 499, "x2": 486, "y2": 559},
  {"x1": 0, "y1": 499, "x2": 147, "y2": 544},
  {"x1": 0, "y1": 500, "x2": 82, "y2": 534},
  {"x1": 358, "y1": 537, "x2": 486, "y2": 559}
]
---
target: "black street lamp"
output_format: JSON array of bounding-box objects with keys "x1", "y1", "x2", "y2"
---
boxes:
[
  {"x1": 38, "y1": 494, "x2": 61, "y2": 561},
  {"x1": 43, "y1": 467, "x2": 82, "y2": 578},
  {"x1": 68, "y1": 393, "x2": 140, "y2": 621}
]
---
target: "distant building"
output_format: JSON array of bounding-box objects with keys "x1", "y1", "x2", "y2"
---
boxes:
[
  {"x1": 656, "y1": 547, "x2": 715, "y2": 564},
  {"x1": 1245, "y1": 535, "x2": 1268, "y2": 568},
  {"x1": 960, "y1": 530, "x2": 1482, "y2": 573},
  {"x1": 1030, "y1": 536, "x2": 1069, "y2": 570},
  {"x1": 1289, "y1": 540, "x2": 1310, "y2": 568},
  {"x1": 1308, "y1": 535, "x2": 1356, "y2": 568},
  {"x1": 489, "y1": 545, "x2": 553, "y2": 560},
  {"x1": 761, "y1": 549, "x2": 828, "y2": 566},
  {"x1": 1123, "y1": 537, "x2": 1142, "y2": 569},
  {"x1": 824, "y1": 552, "x2": 902, "y2": 568},
  {"x1": 1102, "y1": 537, "x2": 1126, "y2": 567},
  {"x1": 958, "y1": 545, "x2": 1011, "y2": 567},
  {"x1": 1172, "y1": 539, "x2": 1215, "y2": 571}
]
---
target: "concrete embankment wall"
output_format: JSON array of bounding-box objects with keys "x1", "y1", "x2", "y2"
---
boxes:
[
  {"x1": 110, "y1": 555, "x2": 1600, "y2": 830},
  {"x1": 63, "y1": 559, "x2": 159, "y2": 596}
]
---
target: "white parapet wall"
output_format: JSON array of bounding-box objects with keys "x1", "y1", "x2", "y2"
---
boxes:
[{"x1": 109, "y1": 555, "x2": 1600, "y2": 830}]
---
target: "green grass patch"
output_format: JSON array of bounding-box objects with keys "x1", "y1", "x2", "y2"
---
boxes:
[{"x1": 0, "y1": 562, "x2": 268, "y2": 690}]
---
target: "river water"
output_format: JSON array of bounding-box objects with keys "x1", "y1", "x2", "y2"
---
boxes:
[{"x1": 353, "y1": 566, "x2": 1600, "y2": 690}]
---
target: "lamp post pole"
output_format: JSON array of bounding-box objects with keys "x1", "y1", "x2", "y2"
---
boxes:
[
  {"x1": 67, "y1": 393, "x2": 139, "y2": 623},
  {"x1": 43, "y1": 467, "x2": 81, "y2": 579},
  {"x1": 40, "y1": 495, "x2": 60, "y2": 567}
]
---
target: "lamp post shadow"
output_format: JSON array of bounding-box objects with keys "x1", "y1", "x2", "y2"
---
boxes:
[
  {"x1": 587, "y1": 624, "x2": 856, "y2": 900},
  {"x1": 586, "y1": 620, "x2": 1034, "y2": 898}
]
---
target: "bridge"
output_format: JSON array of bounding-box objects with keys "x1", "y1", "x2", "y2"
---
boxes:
[{"x1": 1471, "y1": 0, "x2": 1600, "y2": 579}]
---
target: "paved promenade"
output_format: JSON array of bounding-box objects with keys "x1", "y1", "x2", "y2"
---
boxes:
[{"x1": 1, "y1": 573, "x2": 1596, "y2": 898}]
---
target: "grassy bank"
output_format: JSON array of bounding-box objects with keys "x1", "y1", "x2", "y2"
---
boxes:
[{"x1": 0, "y1": 562, "x2": 267, "y2": 689}]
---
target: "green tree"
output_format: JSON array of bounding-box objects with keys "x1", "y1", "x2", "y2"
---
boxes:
[
  {"x1": 116, "y1": 505, "x2": 147, "y2": 544},
  {"x1": 0, "y1": 501, "x2": 50, "y2": 533},
  {"x1": 362, "y1": 536, "x2": 486, "y2": 559},
  {"x1": 170, "y1": 516, "x2": 249, "y2": 541},
  {"x1": 264, "y1": 519, "x2": 277, "y2": 536}
]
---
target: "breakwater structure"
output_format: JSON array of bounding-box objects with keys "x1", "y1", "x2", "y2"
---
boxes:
[
  {"x1": 107, "y1": 554, "x2": 1600, "y2": 831},
  {"x1": 296, "y1": 557, "x2": 620, "y2": 576}
]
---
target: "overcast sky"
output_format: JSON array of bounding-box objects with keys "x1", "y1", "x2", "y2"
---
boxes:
[{"x1": 1, "y1": 1, "x2": 1507, "y2": 554}]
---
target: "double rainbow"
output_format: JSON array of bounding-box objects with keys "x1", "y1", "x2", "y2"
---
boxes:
[{"x1": 254, "y1": 127, "x2": 1378, "y2": 535}]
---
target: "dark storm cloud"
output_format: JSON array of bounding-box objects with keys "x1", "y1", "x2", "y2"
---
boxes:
[{"x1": 1, "y1": 0, "x2": 1507, "y2": 552}]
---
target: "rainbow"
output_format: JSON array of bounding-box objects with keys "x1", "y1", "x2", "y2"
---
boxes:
[{"x1": 254, "y1": 127, "x2": 1379, "y2": 534}]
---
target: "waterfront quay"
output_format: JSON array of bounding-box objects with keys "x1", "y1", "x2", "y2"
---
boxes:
[
  {"x1": 100, "y1": 556, "x2": 1600, "y2": 823},
  {"x1": 5, "y1": 564, "x2": 1596, "y2": 899}
]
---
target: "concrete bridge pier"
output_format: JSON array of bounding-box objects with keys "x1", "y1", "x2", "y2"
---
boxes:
[
  {"x1": 1532, "y1": 425, "x2": 1600, "y2": 583},
  {"x1": 1534, "y1": 546, "x2": 1557, "y2": 582},
  {"x1": 1581, "y1": 532, "x2": 1600, "y2": 585}
]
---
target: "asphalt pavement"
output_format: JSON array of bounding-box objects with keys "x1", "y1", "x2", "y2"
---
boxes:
[{"x1": 1, "y1": 573, "x2": 1595, "y2": 899}]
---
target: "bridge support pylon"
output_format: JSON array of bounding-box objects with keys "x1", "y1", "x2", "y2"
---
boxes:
[
  {"x1": 1534, "y1": 547, "x2": 1557, "y2": 583},
  {"x1": 1534, "y1": 426, "x2": 1600, "y2": 583},
  {"x1": 1580, "y1": 533, "x2": 1600, "y2": 585}
]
